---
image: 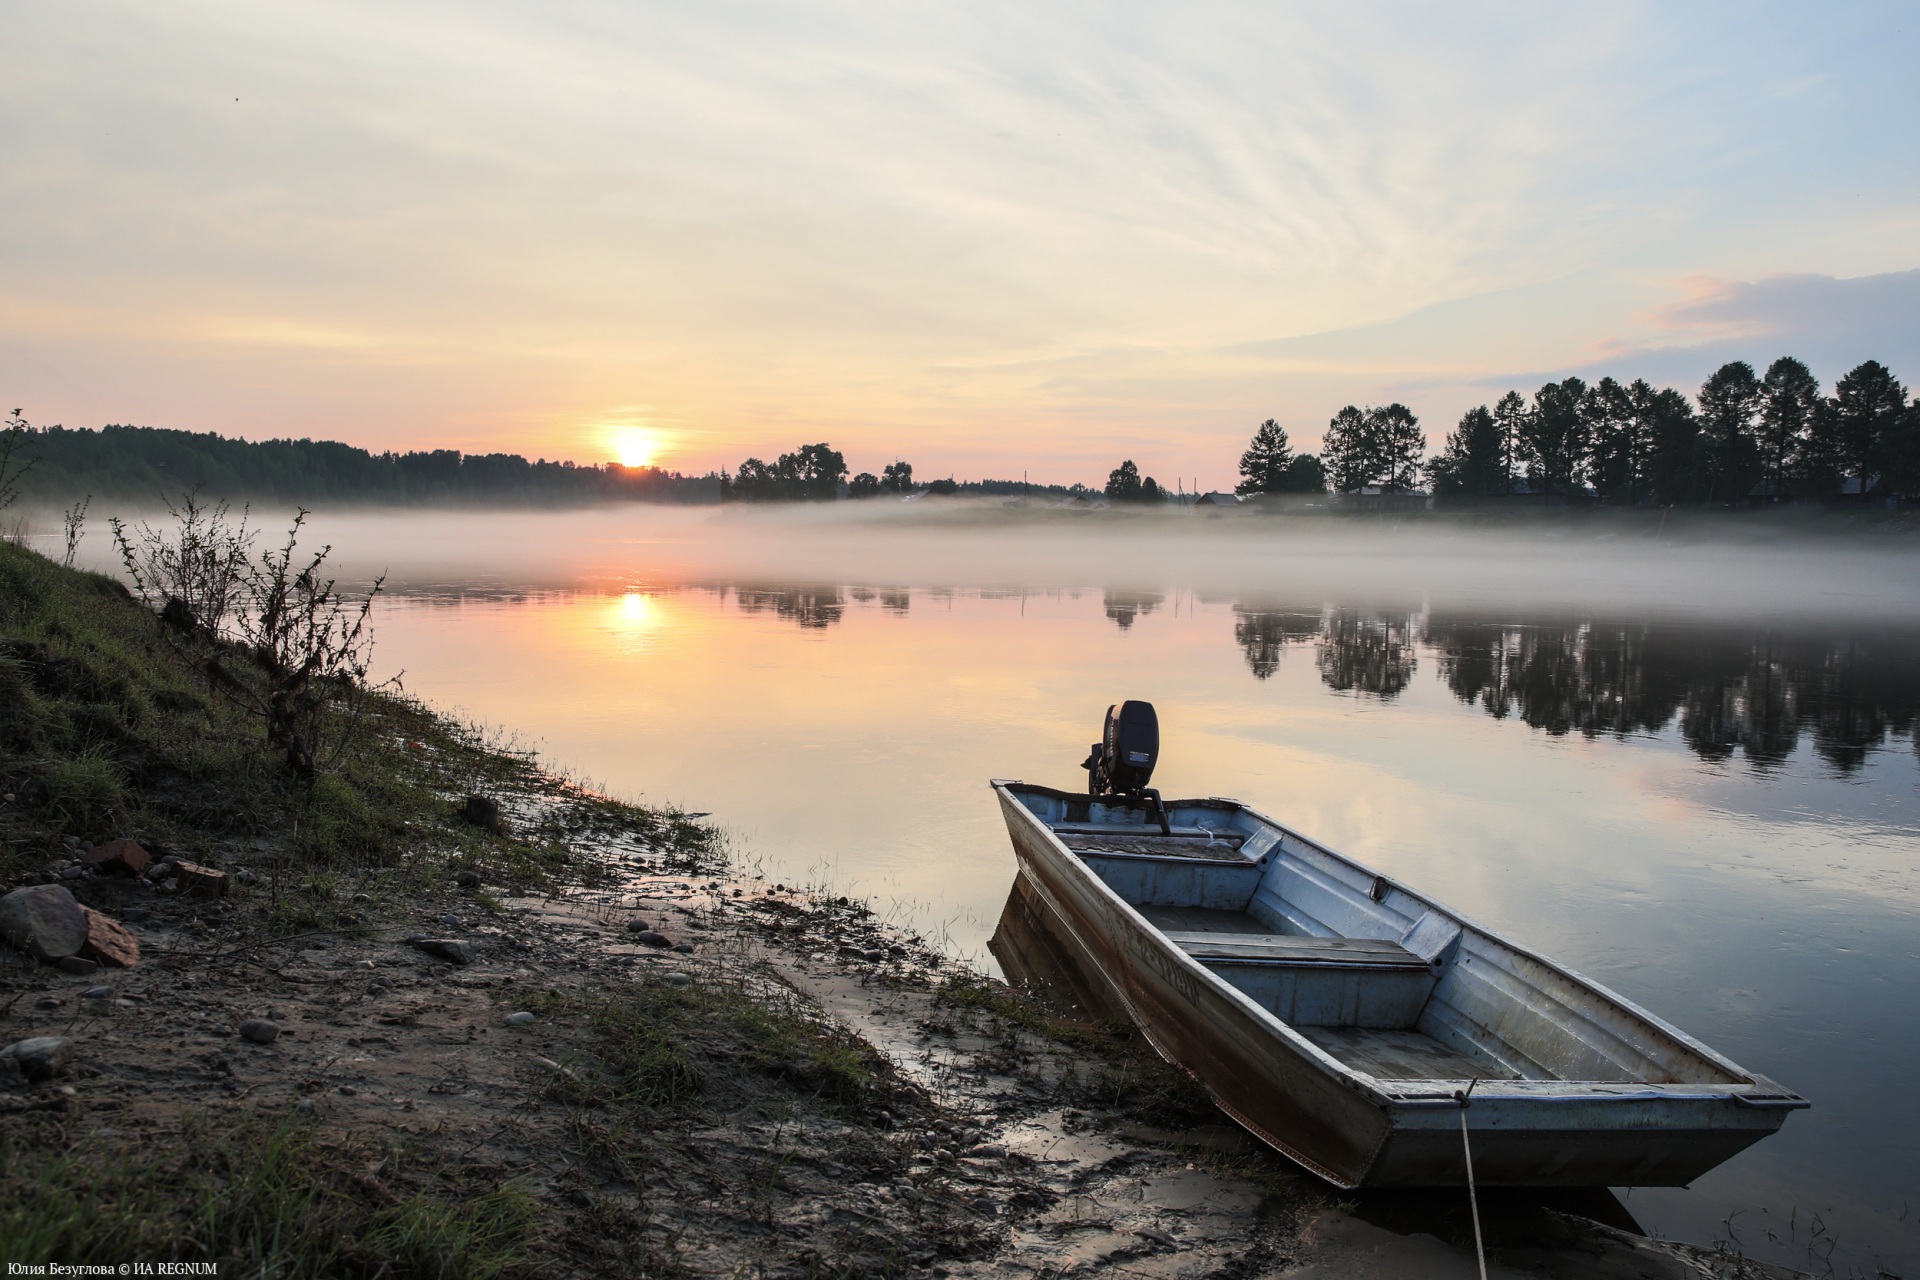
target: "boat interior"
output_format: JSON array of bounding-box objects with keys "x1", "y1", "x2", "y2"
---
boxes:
[{"x1": 1021, "y1": 788, "x2": 1745, "y2": 1088}]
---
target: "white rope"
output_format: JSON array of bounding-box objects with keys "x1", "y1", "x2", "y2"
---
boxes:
[{"x1": 1457, "y1": 1078, "x2": 1489, "y2": 1280}]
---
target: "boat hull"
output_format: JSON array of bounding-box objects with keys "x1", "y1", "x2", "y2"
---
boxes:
[{"x1": 994, "y1": 785, "x2": 1798, "y2": 1188}]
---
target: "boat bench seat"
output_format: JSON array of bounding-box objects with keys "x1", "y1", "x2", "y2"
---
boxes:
[
  {"x1": 1163, "y1": 932, "x2": 1429, "y2": 970},
  {"x1": 1058, "y1": 832, "x2": 1251, "y2": 864}
]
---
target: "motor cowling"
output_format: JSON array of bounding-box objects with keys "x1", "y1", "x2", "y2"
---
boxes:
[{"x1": 1085, "y1": 700, "x2": 1159, "y2": 795}]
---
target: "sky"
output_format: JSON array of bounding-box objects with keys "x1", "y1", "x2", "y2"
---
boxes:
[{"x1": 3, "y1": 0, "x2": 1917, "y2": 487}]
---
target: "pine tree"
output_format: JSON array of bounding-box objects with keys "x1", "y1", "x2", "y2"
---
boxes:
[
  {"x1": 1320, "y1": 406, "x2": 1371, "y2": 493},
  {"x1": 1634, "y1": 381, "x2": 1698, "y2": 505},
  {"x1": 1235, "y1": 419, "x2": 1295, "y2": 494},
  {"x1": 1371, "y1": 404, "x2": 1426, "y2": 490},
  {"x1": 1583, "y1": 377, "x2": 1638, "y2": 504},
  {"x1": 1827, "y1": 360, "x2": 1908, "y2": 484},
  {"x1": 1696, "y1": 362, "x2": 1761, "y2": 504},
  {"x1": 1491, "y1": 391, "x2": 1528, "y2": 494},
  {"x1": 1758, "y1": 357, "x2": 1820, "y2": 498},
  {"x1": 1425, "y1": 405, "x2": 1505, "y2": 496},
  {"x1": 1518, "y1": 378, "x2": 1588, "y2": 496}
]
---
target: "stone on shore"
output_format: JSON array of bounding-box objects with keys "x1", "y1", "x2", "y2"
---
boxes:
[
  {"x1": 83, "y1": 838, "x2": 151, "y2": 877},
  {"x1": 77, "y1": 905, "x2": 141, "y2": 968},
  {"x1": 460, "y1": 794, "x2": 505, "y2": 833},
  {"x1": 0, "y1": 885, "x2": 89, "y2": 962},
  {"x1": 627, "y1": 925, "x2": 672, "y2": 947},
  {"x1": 238, "y1": 1019, "x2": 280, "y2": 1045},
  {"x1": 410, "y1": 937, "x2": 477, "y2": 965},
  {"x1": 1, "y1": 1036, "x2": 75, "y2": 1082},
  {"x1": 56, "y1": 955, "x2": 100, "y2": 976}
]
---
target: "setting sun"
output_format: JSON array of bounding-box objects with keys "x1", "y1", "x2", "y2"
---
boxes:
[{"x1": 610, "y1": 426, "x2": 662, "y2": 469}]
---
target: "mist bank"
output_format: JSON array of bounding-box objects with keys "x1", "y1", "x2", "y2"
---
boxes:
[{"x1": 59, "y1": 500, "x2": 1915, "y2": 624}]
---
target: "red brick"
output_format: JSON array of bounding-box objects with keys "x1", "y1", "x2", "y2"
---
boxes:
[
  {"x1": 77, "y1": 905, "x2": 141, "y2": 968},
  {"x1": 83, "y1": 839, "x2": 151, "y2": 877},
  {"x1": 173, "y1": 861, "x2": 229, "y2": 899}
]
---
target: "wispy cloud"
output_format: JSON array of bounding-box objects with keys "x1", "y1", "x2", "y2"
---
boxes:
[{"x1": 0, "y1": 0, "x2": 1914, "y2": 480}]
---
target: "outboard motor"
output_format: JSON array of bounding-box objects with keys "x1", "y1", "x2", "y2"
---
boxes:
[{"x1": 1083, "y1": 700, "x2": 1172, "y2": 834}]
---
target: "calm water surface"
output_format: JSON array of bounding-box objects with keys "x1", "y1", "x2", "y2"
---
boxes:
[{"x1": 288, "y1": 509, "x2": 1919, "y2": 1275}]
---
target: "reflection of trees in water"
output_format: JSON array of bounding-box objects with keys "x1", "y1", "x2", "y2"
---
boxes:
[
  {"x1": 1232, "y1": 608, "x2": 1323, "y2": 679},
  {"x1": 1315, "y1": 612, "x2": 1417, "y2": 699},
  {"x1": 1233, "y1": 605, "x2": 1920, "y2": 772},
  {"x1": 846, "y1": 586, "x2": 911, "y2": 613},
  {"x1": 732, "y1": 585, "x2": 844, "y2": 630},
  {"x1": 1423, "y1": 618, "x2": 1920, "y2": 773},
  {"x1": 1104, "y1": 589, "x2": 1165, "y2": 631}
]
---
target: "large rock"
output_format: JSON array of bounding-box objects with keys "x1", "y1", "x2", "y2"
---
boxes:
[
  {"x1": 409, "y1": 937, "x2": 476, "y2": 965},
  {"x1": 0, "y1": 885, "x2": 88, "y2": 962},
  {"x1": 1, "y1": 1036, "x2": 74, "y2": 1082},
  {"x1": 77, "y1": 905, "x2": 141, "y2": 968}
]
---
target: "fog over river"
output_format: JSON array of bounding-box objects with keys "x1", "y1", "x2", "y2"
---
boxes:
[{"x1": 81, "y1": 504, "x2": 1920, "y2": 1275}]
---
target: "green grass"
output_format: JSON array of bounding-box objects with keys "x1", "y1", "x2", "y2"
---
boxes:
[
  {"x1": 536, "y1": 971, "x2": 889, "y2": 1124},
  {"x1": 0, "y1": 1112, "x2": 535, "y2": 1277},
  {"x1": 0, "y1": 537, "x2": 723, "y2": 908}
]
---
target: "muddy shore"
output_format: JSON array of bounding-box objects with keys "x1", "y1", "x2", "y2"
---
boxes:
[{"x1": 2, "y1": 768, "x2": 1811, "y2": 1279}]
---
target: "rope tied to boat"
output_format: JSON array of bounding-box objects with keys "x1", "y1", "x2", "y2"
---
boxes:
[{"x1": 1454, "y1": 1077, "x2": 1488, "y2": 1280}]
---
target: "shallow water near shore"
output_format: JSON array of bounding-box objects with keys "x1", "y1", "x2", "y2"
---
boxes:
[{"x1": 86, "y1": 505, "x2": 1918, "y2": 1275}]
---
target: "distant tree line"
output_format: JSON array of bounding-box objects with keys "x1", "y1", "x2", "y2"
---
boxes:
[
  {"x1": 728, "y1": 444, "x2": 1090, "y2": 501},
  {"x1": 5, "y1": 422, "x2": 719, "y2": 506},
  {"x1": 728, "y1": 443, "x2": 853, "y2": 501},
  {"x1": 1231, "y1": 356, "x2": 1918, "y2": 505},
  {"x1": 1426, "y1": 358, "x2": 1917, "y2": 503}
]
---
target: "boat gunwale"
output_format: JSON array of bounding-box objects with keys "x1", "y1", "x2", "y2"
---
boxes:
[{"x1": 992, "y1": 779, "x2": 1806, "y2": 1110}]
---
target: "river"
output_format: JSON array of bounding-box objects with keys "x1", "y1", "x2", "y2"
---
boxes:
[{"x1": 146, "y1": 503, "x2": 1918, "y2": 1276}]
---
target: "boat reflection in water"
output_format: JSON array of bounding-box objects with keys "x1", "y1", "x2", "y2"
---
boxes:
[{"x1": 987, "y1": 778, "x2": 1807, "y2": 1193}]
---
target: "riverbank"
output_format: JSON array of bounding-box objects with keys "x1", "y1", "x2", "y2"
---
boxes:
[{"x1": 0, "y1": 540, "x2": 1811, "y2": 1277}]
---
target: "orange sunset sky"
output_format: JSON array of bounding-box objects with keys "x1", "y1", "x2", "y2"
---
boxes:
[{"x1": 3, "y1": 1, "x2": 1917, "y2": 486}]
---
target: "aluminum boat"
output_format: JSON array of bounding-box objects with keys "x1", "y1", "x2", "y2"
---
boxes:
[{"x1": 990, "y1": 775, "x2": 1807, "y2": 1188}]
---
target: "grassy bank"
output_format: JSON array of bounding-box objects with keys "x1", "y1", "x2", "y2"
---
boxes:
[
  {"x1": 0, "y1": 535, "x2": 719, "y2": 898},
  {"x1": 0, "y1": 536, "x2": 725, "y2": 1273}
]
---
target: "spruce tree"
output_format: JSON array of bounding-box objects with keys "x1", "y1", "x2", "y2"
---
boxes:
[
  {"x1": 1236, "y1": 419, "x2": 1295, "y2": 494},
  {"x1": 1426, "y1": 405, "x2": 1504, "y2": 496}
]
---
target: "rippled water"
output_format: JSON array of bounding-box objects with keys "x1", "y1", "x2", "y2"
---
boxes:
[{"x1": 143, "y1": 506, "x2": 1915, "y2": 1275}]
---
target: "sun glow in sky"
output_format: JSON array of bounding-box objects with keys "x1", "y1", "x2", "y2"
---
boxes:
[
  {"x1": 2, "y1": 2, "x2": 1916, "y2": 483},
  {"x1": 610, "y1": 427, "x2": 664, "y2": 470}
]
